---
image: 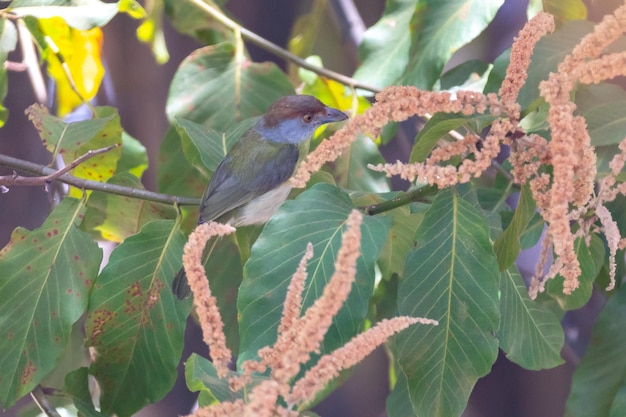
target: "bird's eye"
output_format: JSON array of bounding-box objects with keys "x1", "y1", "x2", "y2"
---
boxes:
[{"x1": 302, "y1": 113, "x2": 313, "y2": 123}]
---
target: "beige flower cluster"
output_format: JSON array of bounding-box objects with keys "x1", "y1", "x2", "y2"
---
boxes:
[
  {"x1": 292, "y1": 4, "x2": 626, "y2": 296},
  {"x1": 181, "y1": 212, "x2": 437, "y2": 417}
]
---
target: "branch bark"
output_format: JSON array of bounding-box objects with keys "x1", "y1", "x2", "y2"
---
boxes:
[{"x1": 0, "y1": 153, "x2": 200, "y2": 206}]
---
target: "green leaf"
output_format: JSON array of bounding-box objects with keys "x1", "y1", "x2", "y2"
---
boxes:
[
  {"x1": 85, "y1": 220, "x2": 190, "y2": 417},
  {"x1": 372, "y1": 198, "x2": 425, "y2": 281},
  {"x1": 64, "y1": 368, "x2": 108, "y2": 417},
  {"x1": 157, "y1": 126, "x2": 206, "y2": 230},
  {"x1": 87, "y1": 173, "x2": 177, "y2": 242},
  {"x1": 386, "y1": 365, "x2": 417, "y2": 417},
  {"x1": 566, "y1": 284, "x2": 626, "y2": 417},
  {"x1": 237, "y1": 183, "x2": 391, "y2": 365},
  {"x1": 519, "y1": 212, "x2": 545, "y2": 249},
  {"x1": 166, "y1": 42, "x2": 295, "y2": 130},
  {"x1": 483, "y1": 48, "x2": 510, "y2": 94},
  {"x1": 439, "y1": 59, "x2": 491, "y2": 90},
  {"x1": 26, "y1": 105, "x2": 123, "y2": 196},
  {"x1": 517, "y1": 20, "x2": 593, "y2": 111},
  {"x1": 494, "y1": 184, "x2": 537, "y2": 271},
  {"x1": 163, "y1": 0, "x2": 230, "y2": 45},
  {"x1": 10, "y1": 0, "x2": 122, "y2": 30},
  {"x1": 392, "y1": 187, "x2": 500, "y2": 417},
  {"x1": 575, "y1": 83, "x2": 626, "y2": 147},
  {"x1": 544, "y1": 235, "x2": 605, "y2": 310},
  {"x1": 0, "y1": 18, "x2": 17, "y2": 127},
  {"x1": 402, "y1": 0, "x2": 504, "y2": 89},
  {"x1": 0, "y1": 18, "x2": 17, "y2": 55},
  {"x1": 116, "y1": 131, "x2": 148, "y2": 178},
  {"x1": 352, "y1": 0, "x2": 416, "y2": 91},
  {"x1": 174, "y1": 117, "x2": 225, "y2": 175},
  {"x1": 410, "y1": 112, "x2": 496, "y2": 163},
  {"x1": 609, "y1": 385, "x2": 626, "y2": 417},
  {"x1": 0, "y1": 197, "x2": 101, "y2": 407},
  {"x1": 185, "y1": 353, "x2": 245, "y2": 406},
  {"x1": 498, "y1": 265, "x2": 564, "y2": 370},
  {"x1": 174, "y1": 116, "x2": 257, "y2": 174},
  {"x1": 202, "y1": 234, "x2": 243, "y2": 354},
  {"x1": 528, "y1": 0, "x2": 587, "y2": 22},
  {"x1": 332, "y1": 134, "x2": 389, "y2": 192}
]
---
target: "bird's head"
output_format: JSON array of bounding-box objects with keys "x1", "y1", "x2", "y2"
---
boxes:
[{"x1": 255, "y1": 95, "x2": 348, "y2": 144}]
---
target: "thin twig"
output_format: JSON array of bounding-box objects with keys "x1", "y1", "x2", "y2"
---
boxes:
[
  {"x1": 17, "y1": 19, "x2": 47, "y2": 104},
  {"x1": 30, "y1": 386, "x2": 62, "y2": 417},
  {"x1": 363, "y1": 185, "x2": 438, "y2": 215},
  {"x1": 0, "y1": 144, "x2": 118, "y2": 186},
  {"x1": 0, "y1": 153, "x2": 200, "y2": 206},
  {"x1": 184, "y1": 0, "x2": 381, "y2": 93}
]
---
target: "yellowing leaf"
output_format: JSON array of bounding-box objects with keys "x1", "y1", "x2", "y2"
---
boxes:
[
  {"x1": 119, "y1": 0, "x2": 147, "y2": 19},
  {"x1": 26, "y1": 105, "x2": 123, "y2": 197},
  {"x1": 528, "y1": 0, "x2": 587, "y2": 23},
  {"x1": 38, "y1": 17, "x2": 104, "y2": 115}
]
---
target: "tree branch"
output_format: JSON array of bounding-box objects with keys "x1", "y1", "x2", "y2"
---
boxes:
[
  {"x1": 184, "y1": 0, "x2": 381, "y2": 93},
  {"x1": 0, "y1": 153, "x2": 200, "y2": 206},
  {"x1": 30, "y1": 386, "x2": 62, "y2": 417}
]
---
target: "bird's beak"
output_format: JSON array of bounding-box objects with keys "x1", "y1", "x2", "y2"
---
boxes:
[{"x1": 322, "y1": 106, "x2": 349, "y2": 124}]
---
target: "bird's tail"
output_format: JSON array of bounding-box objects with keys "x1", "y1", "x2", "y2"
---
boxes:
[{"x1": 172, "y1": 268, "x2": 191, "y2": 299}]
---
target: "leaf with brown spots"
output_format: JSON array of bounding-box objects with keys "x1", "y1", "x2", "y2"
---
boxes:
[
  {"x1": 85, "y1": 219, "x2": 189, "y2": 417},
  {"x1": 0, "y1": 197, "x2": 101, "y2": 408},
  {"x1": 25, "y1": 105, "x2": 123, "y2": 197}
]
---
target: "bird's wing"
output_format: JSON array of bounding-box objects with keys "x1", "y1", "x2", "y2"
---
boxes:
[{"x1": 198, "y1": 140, "x2": 299, "y2": 223}]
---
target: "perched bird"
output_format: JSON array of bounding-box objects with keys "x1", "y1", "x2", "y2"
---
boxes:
[{"x1": 172, "y1": 95, "x2": 348, "y2": 299}]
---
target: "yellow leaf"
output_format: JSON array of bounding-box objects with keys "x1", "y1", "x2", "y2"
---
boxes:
[{"x1": 39, "y1": 17, "x2": 104, "y2": 116}]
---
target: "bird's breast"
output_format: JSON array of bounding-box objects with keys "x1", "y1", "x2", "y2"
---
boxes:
[{"x1": 231, "y1": 184, "x2": 293, "y2": 226}]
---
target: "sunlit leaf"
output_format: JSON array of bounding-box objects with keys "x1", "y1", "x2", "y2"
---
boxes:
[
  {"x1": 528, "y1": 0, "x2": 587, "y2": 22},
  {"x1": 498, "y1": 265, "x2": 564, "y2": 369},
  {"x1": 35, "y1": 17, "x2": 104, "y2": 115},
  {"x1": 392, "y1": 187, "x2": 500, "y2": 417},
  {"x1": 26, "y1": 105, "x2": 122, "y2": 197},
  {"x1": 136, "y1": 0, "x2": 168, "y2": 63},
  {"x1": 300, "y1": 56, "x2": 371, "y2": 116},
  {"x1": 85, "y1": 220, "x2": 190, "y2": 417},
  {"x1": 88, "y1": 173, "x2": 177, "y2": 242},
  {"x1": 0, "y1": 198, "x2": 101, "y2": 408}
]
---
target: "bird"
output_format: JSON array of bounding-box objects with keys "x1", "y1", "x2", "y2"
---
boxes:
[{"x1": 172, "y1": 95, "x2": 348, "y2": 299}]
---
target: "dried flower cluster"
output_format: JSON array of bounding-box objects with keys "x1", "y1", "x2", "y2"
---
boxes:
[
  {"x1": 292, "y1": 5, "x2": 626, "y2": 296},
  {"x1": 182, "y1": 211, "x2": 437, "y2": 417}
]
